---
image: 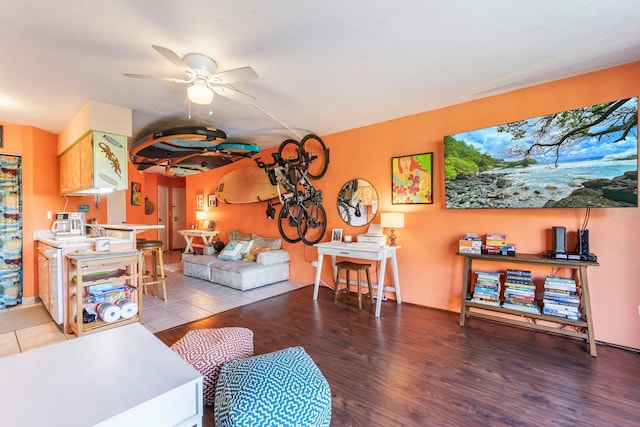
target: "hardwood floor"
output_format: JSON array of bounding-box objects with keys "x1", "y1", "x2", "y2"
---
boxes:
[{"x1": 156, "y1": 286, "x2": 640, "y2": 427}]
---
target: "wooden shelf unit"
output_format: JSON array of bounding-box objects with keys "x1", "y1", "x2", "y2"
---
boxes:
[
  {"x1": 67, "y1": 251, "x2": 143, "y2": 336},
  {"x1": 457, "y1": 252, "x2": 599, "y2": 356}
]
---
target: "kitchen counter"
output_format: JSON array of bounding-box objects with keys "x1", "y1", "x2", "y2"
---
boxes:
[
  {"x1": 36, "y1": 236, "x2": 130, "y2": 249},
  {"x1": 101, "y1": 224, "x2": 164, "y2": 241}
]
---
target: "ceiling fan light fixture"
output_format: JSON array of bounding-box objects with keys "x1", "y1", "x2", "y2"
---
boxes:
[{"x1": 187, "y1": 81, "x2": 214, "y2": 105}]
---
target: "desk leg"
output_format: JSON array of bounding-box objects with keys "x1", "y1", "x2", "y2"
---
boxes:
[
  {"x1": 313, "y1": 254, "x2": 325, "y2": 300},
  {"x1": 183, "y1": 236, "x2": 194, "y2": 254},
  {"x1": 390, "y1": 251, "x2": 401, "y2": 304},
  {"x1": 375, "y1": 257, "x2": 388, "y2": 317}
]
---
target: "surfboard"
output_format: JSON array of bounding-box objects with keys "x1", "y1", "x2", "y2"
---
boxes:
[
  {"x1": 216, "y1": 167, "x2": 283, "y2": 204},
  {"x1": 129, "y1": 126, "x2": 260, "y2": 176}
]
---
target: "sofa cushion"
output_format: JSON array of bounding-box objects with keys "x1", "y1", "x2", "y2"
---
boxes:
[
  {"x1": 182, "y1": 255, "x2": 218, "y2": 281},
  {"x1": 215, "y1": 346, "x2": 332, "y2": 427},
  {"x1": 256, "y1": 249, "x2": 290, "y2": 265}
]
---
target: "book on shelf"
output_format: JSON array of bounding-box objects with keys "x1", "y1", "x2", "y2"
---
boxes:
[
  {"x1": 502, "y1": 302, "x2": 541, "y2": 314},
  {"x1": 543, "y1": 307, "x2": 581, "y2": 320},
  {"x1": 506, "y1": 268, "x2": 532, "y2": 278},
  {"x1": 470, "y1": 298, "x2": 501, "y2": 307},
  {"x1": 543, "y1": 294, "x2": 580, "y2": 305}
]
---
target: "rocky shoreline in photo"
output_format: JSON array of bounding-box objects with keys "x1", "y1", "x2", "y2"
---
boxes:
[{"x1": 445, "y1": 170, "x2": 638, "y2": 209}]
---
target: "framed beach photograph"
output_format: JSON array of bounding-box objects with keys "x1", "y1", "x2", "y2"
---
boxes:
[
  {"x1": 131, "y1": 182, "x2": 142, "y2": 206},
  {"x1": 208, "y1": 194, "x2": 217, "y2": 207},
  {"x1": 392, "y1": 152, "x2": 433, "y2": 205},
  {"x1": 443, "y1": 97, "x2": 638, "y2": 209},
  {"x1": 331, "y1": 228, "x2": 343, "y2": 242},
  {"x1": 196, "y1": 194, "x2": 204, "y2": 210}
]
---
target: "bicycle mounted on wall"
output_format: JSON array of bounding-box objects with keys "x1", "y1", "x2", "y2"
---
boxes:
[{"x1": 255, "y1": 134, "x2": 329, "y2": 245}]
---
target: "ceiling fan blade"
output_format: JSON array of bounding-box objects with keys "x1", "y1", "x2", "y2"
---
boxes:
[
  {"x1": 123, "y1": 73, "x2": 191, "y2": 83},
  {"x1": 211, "y1": 86, "x2": 256, "y2": 103},
  {"x1": 209, "y1": 67, "x2": 259, "y2": 84},
  {"x1": 152, "y1": 45, "x2": 193, "y2": 75}
]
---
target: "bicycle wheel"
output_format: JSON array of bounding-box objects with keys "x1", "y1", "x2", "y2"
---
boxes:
[
  {"x1": 278, "y1": 202, "x2": 304, "y2": 243},
  {"x1": 301, "y1": 134, "x2": 329, "y2": 179},
  {"x1": 338, "y1": 200, "x2": 351, "y2": 224},
  {"x1": 277, "y1": 139, "x2": 301, "y2": 163},
  {"x1": 298, "y1": 200, "x2": 327, "y2": 245}
]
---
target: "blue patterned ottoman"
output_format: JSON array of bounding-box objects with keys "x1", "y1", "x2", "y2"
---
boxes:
[
  {"x1": 170, "y1": 328, "x2": 254, "y2": 406},
  {"x1": 214, "y1": 346, "x2": 332, "y2": 426}
]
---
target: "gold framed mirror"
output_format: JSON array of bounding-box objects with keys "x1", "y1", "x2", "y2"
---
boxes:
[{"x1": 338, "y1": 179, "x2": 379, "y2": 226}]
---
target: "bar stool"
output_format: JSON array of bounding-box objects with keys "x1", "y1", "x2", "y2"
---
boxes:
[
  {"x1": 136, "y1": 239, "x2": 167, "y2": 302},
  {"x1": 334, "y1": 261, "x2": 373, "y2": 310}
]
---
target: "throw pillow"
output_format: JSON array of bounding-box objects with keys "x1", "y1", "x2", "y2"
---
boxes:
[
  {"x1": 228, "y1": 229, "x2": 252, "y2": 242},
  {"x1": 240, "y1": 239, "x2": 254, "y2": 255},
  {"x1": 251, "y1": 234, "x2": 282, "y2": 250},
  {"x1": 218, "y1": 240, "x2": 244, "y2": 261}
]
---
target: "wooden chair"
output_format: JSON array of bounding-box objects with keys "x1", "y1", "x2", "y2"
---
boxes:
[
  {"x1": 334, "y1": 261, "x2": 373, "y2": 310},
  {"x1": 136, "y1": 240, "x2": 167, "y2": 302}
]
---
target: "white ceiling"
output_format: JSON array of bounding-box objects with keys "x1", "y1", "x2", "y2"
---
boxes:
[{"x1": 2, "y1": 1, "x2": 640, "y2": 151}]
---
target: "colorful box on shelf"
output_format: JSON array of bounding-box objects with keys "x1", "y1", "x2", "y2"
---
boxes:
[
  {"x1": 85, "y1": 285, "x2": 131, "y2": 304},
  {"x1": 485, "y1": 232, "x2": 508, "y2": 247},
  {"x1": 459, "y1": 233, "x2": 482, "y2": 254}
]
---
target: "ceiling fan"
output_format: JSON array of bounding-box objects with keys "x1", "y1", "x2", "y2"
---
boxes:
[{"x1": 124, "y1": 45, "x2": 258, "y2": 104}]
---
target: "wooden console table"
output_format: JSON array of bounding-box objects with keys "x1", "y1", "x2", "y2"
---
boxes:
[
  {"x1": 458, "y1": 252, "x2": 599, "y2": 356},
  {"x1": 179, "y1": 230, "x2": 220, "y2": 253}
]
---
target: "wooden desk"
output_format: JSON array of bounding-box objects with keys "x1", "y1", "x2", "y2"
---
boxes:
[
  {"x1": 0, "y1": 323, "x2": 203, "y2": 426},
  {"x1": 178, "y1": 230, "x2": 220, "y2": 253},
  {"x1": 313, "y1": 242, "x2": 401, "y2": 317}
]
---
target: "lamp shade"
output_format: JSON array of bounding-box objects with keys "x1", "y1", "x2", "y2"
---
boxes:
[
  {"x1": 187, "y1": 81, "x2": 214, "y2": 105},
  {"x1": 380, "y1": 212, "x2": 404, "y2": 229}
]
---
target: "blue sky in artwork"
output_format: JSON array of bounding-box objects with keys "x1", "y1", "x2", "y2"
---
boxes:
[{"x1": 451, "y1": 98, "x2": 638, "y2": 162}]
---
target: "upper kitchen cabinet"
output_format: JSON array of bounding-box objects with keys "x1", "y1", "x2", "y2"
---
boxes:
[
  {"x1": 59, "y1": 130, "x2": 128, "y2": 195},
  {"x1": 58, "y1": 100, "x2": 132, "y2": 196}
]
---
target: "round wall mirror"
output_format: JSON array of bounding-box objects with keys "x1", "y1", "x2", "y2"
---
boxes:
[{"x1": 338, "y1": 179, "x2": 379, "y2": 226}]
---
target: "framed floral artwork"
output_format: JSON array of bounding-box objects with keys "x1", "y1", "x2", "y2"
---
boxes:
[
  {"x1": 208, "y1": 194, "x2": 217, "y2": 207},
  {"x1": 196, "y1": 194, "x2": 204, "y2": 210},
  {"x1": 392, "y1": 152, "x2": 433, "y2": 204},
  {"x1": 331, "y1": 228, "x2": 343, "y2": 242}
]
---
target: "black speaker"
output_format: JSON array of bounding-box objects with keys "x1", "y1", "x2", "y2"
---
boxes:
[
  {"x1": 552, "y1": 226, "x2": 566, "y2": 253},
  {"x1": 579, "y1": 229, "x2": 590, "y2": 256}
]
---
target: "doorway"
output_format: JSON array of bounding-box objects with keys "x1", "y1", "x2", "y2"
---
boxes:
[
  {"x1": 158, "y1": 185, "x2": 169, "y2": 250},
  {"x1": 171, "y1": 187, "x2": 186, "y2": 250}
]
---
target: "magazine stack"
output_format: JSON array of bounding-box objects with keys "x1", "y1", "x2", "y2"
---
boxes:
[
  {"x1": 502, "y1": 269, "x2": 540, "y2": 313},
  {"x1": 470, "y1": 271, "x2": 501, "y2": 306},
  {"x1": 542, "y1": 276, "x2": 581, "y2": 320}
]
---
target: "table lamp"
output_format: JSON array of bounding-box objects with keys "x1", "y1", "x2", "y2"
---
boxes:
[{"x1": 380, "y1": 212, "x2": 404, "y2": 246}]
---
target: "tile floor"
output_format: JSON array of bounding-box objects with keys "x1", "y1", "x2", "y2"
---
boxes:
[{"x1": 0, "y1": 250, "x2": 309, "y2": 358}]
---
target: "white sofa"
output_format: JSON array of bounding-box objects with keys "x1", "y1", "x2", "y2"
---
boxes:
[{"x1": 182, "y1": 230, "x2": 289, "y2": 291}]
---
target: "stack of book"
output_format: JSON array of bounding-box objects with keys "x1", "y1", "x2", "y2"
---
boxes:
[
  {"x1": 481, "y1": 233, "x2": 517, "y2": 256},
  {"x1": 502, "y1": 269, "x2": 540, "y2": 313},
  {"x1": 470, "y1": 271, "x2": 501, "y2": 306},
  {"x1": 543, "y1": 276, "x2": 581, "y2": 320}
]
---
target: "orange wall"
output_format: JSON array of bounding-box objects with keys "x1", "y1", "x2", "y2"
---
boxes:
[{"x1": 187, "y1": 62, "x2": 640, "y2": 351}]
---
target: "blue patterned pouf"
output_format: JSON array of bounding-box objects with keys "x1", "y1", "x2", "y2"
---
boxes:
[{"x1": 214, "y1": 346, "x2": 332, "y2": 427}]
